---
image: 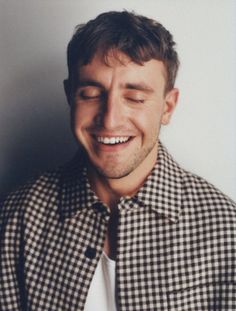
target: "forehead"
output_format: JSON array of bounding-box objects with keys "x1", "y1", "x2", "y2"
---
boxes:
[{"x1": 77, "y1": 50, "x2": 167, "y2": 88}]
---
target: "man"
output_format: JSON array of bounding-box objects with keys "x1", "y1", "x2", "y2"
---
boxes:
[{"x1": 0, "y1": 10, "x2": 235, "y2": 311}]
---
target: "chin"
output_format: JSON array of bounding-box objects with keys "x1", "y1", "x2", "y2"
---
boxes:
[{"x1": 94, "y1": 165, "x2": 134, "y2": 180}]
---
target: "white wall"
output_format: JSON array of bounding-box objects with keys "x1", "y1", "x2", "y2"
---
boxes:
[{"x1": 0, "y1": 0, "x2": 235, "y2": 200}]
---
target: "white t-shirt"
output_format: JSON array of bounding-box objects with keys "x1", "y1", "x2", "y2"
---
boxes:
[{"x1": 84, "y1": 252, "x2": 117, "y2": 311}]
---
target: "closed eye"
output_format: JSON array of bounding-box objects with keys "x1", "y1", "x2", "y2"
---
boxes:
[
  {"x1": 79, "y1": 92, "x2": 101, "y2": 100},
  {"x1": 77, "y1": 87, "x2": 106, "y2": 101},
  {"x1": 126, "y1": 97, "x2": 145, "y2": 104}
]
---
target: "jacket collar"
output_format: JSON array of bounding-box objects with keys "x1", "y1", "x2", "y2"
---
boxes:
[
  {"x1": 58, "y1": 151, "x2": 100, "y2": 220},
  {"x1": 135, "y1": 142, "x2": 183, "y2": 223},
  {"x1": 59, "y1": 142, "x2": 183, "y2": 223}
]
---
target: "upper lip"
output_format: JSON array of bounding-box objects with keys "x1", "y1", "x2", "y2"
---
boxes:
[
  {"x1": 94, "y1": 135, "x2": 131, "y2": 138},
  {"x1": 92, "y1": 133, "x2": 134, "y2": 138}
]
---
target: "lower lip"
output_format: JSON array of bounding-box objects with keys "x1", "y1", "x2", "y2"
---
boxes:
[{"x1": 94, "y1": 137, "x2": 134, "y2": 152}]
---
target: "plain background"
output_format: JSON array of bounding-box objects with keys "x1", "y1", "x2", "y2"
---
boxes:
[{"x1": 0, "y1": 0, "x2": 235, "y2": 201}]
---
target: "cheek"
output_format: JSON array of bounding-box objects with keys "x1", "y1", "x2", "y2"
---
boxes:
[
  {"x1": 73, "y1": 104, "x2": 97, "y2": 128},
  {"x1": 131, "y1": 105, "x2": 163, "y2": 133}
]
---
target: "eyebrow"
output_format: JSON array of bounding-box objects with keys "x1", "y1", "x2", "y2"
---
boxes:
[
  {"x1": 76, "y1": 79, "x2": 104, "y2": 89},
  {"x1": 124, "y1": 83, "x2": 154, "y2": 93},
  {"x1": 76, "y1": 79, "x2": 154, "y2": 93}
]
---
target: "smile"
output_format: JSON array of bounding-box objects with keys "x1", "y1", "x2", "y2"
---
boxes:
[{"x1": 96, "y1": 136, "x2": 130, "y2": 145}]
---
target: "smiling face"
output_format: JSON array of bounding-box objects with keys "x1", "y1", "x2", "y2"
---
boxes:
[{"x1": 67, "y1": 51, "x2": 178, "y2": 181}]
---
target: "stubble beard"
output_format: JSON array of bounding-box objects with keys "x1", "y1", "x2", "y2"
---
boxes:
[{"x1": 90, "y1": 139, "x2": 158, "y2": 180}]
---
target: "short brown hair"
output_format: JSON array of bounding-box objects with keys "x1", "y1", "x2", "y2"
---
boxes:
[{"x1": 66, "y1": 11, "x2": 179, "y2": 93}]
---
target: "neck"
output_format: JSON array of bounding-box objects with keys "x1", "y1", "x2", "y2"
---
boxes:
[{"x1": 88, "y1": 143, "x2": 158, "y2": 209}]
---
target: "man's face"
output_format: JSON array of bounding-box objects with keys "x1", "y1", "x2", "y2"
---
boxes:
[{"x1": 68, "y1": 51, "x2": 178, "y2": 179}]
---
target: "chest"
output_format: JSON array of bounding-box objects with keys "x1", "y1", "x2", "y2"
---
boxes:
[{"x1": 23, "y1": 206, "x2": 234, "y2": 311}]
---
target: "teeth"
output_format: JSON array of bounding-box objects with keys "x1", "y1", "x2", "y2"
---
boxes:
[{"x1": 96, "y1": 136, "x2": 130, "y2": 144}]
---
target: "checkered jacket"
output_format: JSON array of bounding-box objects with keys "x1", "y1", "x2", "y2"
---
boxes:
[{"x1": 0, "y1": 143, "x2": 236, "y2": 311}]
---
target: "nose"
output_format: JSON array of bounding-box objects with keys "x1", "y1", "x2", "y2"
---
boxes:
[{"x1": 96, "y1": 93, "x2": 125, "y2": 130}]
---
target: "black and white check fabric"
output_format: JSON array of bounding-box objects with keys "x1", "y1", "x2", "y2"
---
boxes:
[{"x1": 0, "y1": 142, "x2": 235, "y2": 311}]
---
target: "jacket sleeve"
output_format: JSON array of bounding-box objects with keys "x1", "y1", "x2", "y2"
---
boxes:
[{"x1": 0, "y1": 188, "x2": 29, "y2": 311}]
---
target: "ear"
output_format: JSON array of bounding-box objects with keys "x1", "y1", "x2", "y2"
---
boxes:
[
  {"x1": 63, "y1": 79, "x2": 72, "y2": 105},
  {"x1": 161, "y1": 88, "x2": 179, "y2": 125}
]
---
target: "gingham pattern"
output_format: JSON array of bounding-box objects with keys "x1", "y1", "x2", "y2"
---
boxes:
[{"x1": 0, "y1": 142, "x2": 235, "y2": 311}]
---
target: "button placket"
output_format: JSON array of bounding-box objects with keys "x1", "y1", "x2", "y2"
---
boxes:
[{"x1": 84, "y1": 203, "x2": 110, "y2": 260}]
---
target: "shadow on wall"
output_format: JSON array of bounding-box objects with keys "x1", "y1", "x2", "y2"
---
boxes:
[{"x1": 0, "y1": 66, "x2": 77, "y2": 199}]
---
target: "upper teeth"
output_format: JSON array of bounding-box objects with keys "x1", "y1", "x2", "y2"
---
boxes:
[{"x1": 97, "y1": 136, "x2": 130, "y2": 144}]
